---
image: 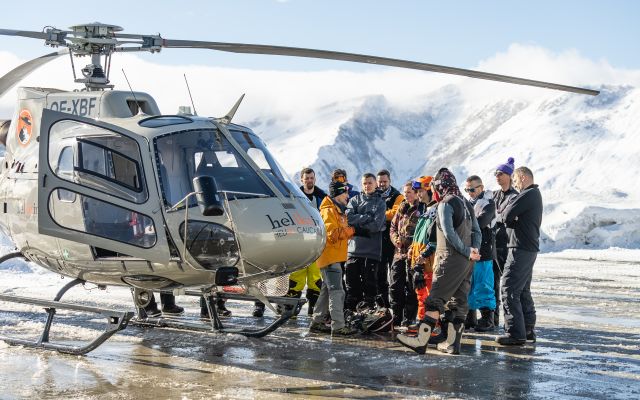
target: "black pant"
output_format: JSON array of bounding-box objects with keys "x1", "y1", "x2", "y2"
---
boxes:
[
  {"x1": 501, "y1": 248, "x2": 537, "y2": 340},
  {"x1": 493, "y1": 247, "x2": 508, "y2": 313},
  {"x1": 389, "y1": 258, "x2": 418, "y2": 323},
  {"x1": 344, "y1": 257, "x2": 379, "y2": 311},
  {"x1": 378, "y1": 244, "x2": 394, "y2": 307}
]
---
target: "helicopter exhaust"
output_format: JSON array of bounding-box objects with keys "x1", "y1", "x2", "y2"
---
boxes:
[{"x1": 0, "y1": 120, "x2": 9, "y2": 146}]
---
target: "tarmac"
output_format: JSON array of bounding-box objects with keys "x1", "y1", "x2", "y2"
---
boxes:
[{"x1": 0, "y1": 254, "x2": 639, "y2": 399}]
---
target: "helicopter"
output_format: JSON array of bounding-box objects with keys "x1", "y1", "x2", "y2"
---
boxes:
[{"x1": 0, "y1": 23, "x2": 598, "y2": 355}]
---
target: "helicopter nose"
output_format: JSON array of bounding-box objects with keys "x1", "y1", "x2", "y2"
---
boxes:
[{"x1": 229, "y1": 198, "x2": 326, "y2": 273}]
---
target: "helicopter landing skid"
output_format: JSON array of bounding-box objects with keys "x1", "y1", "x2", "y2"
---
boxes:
[
  {"x1": 0, "y1": 278, "x2": 134, "y2": 355},
  {"x1": 131, "y1": 291, "x2": 305, "y2": 338}
]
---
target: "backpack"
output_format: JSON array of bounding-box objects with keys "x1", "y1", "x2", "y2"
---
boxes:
[{"x1": 345, "y1": 296, "x2": 394, "y2": 333}]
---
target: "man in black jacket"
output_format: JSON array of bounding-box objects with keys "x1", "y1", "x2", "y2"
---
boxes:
[
  {"x1": 492, "y1": 157, "x2": 519, "y2": 327},
  {"x1": 496, "y1": 166, "x2": 543, "y2": 345}
]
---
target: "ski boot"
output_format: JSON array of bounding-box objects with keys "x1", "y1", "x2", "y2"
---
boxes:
[{"x1": 396, "y1": 316, "x2": 438, "y2": 354}]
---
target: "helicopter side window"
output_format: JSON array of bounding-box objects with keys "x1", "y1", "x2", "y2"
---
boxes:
[
  {"x1": 48, "y1": 189, "x2": 156, "y2": 248},
  {"x1": 48, "y1": 120, "x2": 148, "y2": 204},
  {"x1": 56, "y1": 147, "x2": 76, "y2": 203}
]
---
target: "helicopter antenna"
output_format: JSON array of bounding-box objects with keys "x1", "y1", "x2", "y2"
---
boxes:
[
  {"x1": 220, "y1": 94, "x2": 245, "y2": 125},
  {"x1": 121, "y1": 69, "x2": 141, "y2": 116},
  {"x1": 183, "y1": 73, "x2": 198, "y2": 116}
]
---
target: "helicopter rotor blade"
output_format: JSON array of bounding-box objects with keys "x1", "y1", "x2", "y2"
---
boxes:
[
  {"x1": 162, "y1": 39, "x2": 599, "y2": 96},
  {"x1": 0, "y1": 28, "x2": 50, "y2": 40},
  {"x1": 0, "y1": 49, "x2": 69, "y2": 99}
]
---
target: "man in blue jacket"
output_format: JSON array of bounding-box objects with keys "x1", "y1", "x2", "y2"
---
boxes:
[
  {"x1": 344, "y1": 173, "x2": 387, "y2": 311},
  {"x1": 495, "y1": 166, "x2": 543, "y2": 346}
]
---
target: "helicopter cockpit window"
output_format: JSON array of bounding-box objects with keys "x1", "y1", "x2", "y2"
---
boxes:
[
  {"x1": 154, "y1": 128, "x2": 275, "y2": 208},
  {"x1": 230, "y1": 130, "x2": 305, "y2": 199},
  {"x1": 48, "y1": 120, "x2": 148, "y2": 204}
]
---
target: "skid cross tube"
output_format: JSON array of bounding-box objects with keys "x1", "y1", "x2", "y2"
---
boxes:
[
  {"x1": 0, "y1": 278, "x2": 134, "y2": 355},
  {"x1": 132, "y1": 290, "x2": 305, "y2": 338}
]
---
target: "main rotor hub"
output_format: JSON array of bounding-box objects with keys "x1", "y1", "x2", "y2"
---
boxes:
[{"x1": 40, "y1": 22, "x2": 163, "y2": 91}]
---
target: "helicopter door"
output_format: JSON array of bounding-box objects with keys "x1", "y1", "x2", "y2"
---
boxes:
[{"x1": 37, "y1": 109, "x2": 170, "y2": 264}]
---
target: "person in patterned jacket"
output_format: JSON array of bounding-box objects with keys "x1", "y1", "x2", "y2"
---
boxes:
[{"x1": 389, "y1": 181, "x2": 421, "y2": 326}]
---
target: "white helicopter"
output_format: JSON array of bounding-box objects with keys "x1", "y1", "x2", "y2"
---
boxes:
[{"x1": 0, "y1": 23, "x2": 598, "y2": 354}]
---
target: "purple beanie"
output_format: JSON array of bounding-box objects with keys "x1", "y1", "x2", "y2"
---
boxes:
[{"x1": 496, "y1": 157, "x2": 515, "y2": 175}]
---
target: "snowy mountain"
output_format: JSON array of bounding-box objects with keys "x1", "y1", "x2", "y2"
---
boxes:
[{"x1": 245, "y1": 84, "x2": 640, "y2": 251}]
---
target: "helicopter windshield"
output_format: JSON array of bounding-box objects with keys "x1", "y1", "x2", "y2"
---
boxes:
[
  {"x1": 154, "y1": 128, "x2": 301, "y2": 208},
  {"x1": 229, "y1": 129, "x2": 305, "y2": 199}
]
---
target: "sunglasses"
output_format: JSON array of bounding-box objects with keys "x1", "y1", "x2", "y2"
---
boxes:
[{"x1": 464, "y1": 185, "x2": 482, "y2": 193}]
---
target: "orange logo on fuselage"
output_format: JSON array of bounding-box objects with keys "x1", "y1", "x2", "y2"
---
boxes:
[{"x1": 16, "y1": 109, "x2": 33, "y2": 147}]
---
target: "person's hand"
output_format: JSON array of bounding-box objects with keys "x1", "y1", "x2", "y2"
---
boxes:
[
  {"x1": 413, "y1": 267, "x2": 426, "y2": 290},
  {"x1": 469, "y1": 248, "x2": 481, "y2": 261}
]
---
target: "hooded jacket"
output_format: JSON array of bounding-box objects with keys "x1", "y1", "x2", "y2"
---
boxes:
[
  {"x1": 346, "y1": 190, "x2": 386, "y2": 260},
  {"x1": 389, "y1": 199, "x2": 420, "y2": 261},
  {"x1": 316, "y1": 196, "x2": 355, "y2": 268}
]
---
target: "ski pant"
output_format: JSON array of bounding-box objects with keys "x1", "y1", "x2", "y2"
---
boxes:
[
  {"x1": 501, "y1": 248, "x2": 537, "y2": 340},
  {"x1": 424, "y1": 251, "x2": 474, "y2": 321},
  {"x1": 312, "y1": 263, "x2": 346, "y2": 330},
  {"x1": 468, "y1": 260, "x2": 496, "y2": 310},
  {"x1": 389, "y1": 258, "x2": 418, "y2": 323},
  {"x1": 493, "y1": 247, "x2": 508, "y2": 315},
  {"x1": 286, "y1": 262, "x2": 321, "y2": 301},
  {"x1": 344, "y1": 257, "x2": 379, "y2": 311},
  {"x1": 378, "y1": 246, "x2": 394, "y2": 307},
  {"x1": 415, "y1": 270, "x2": 434, "y2": 321}
]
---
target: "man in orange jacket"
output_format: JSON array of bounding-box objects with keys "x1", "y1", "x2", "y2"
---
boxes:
[{"x1": 309, "y1": 181, "x2": 359, "y2": 336}]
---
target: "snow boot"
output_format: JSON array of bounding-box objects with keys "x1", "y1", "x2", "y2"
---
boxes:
[
  {"x1": 216, "y1": 299, "x2": 232, "y2": 317},
  {"x1": 143, "y1": 296, "x2": 161, "y2": 317},
  {"x1": 475, "y1": 309, "x2": 495, "y2": 332},
  {"x1": 437, "y1": 319, "x2": 465, "y2": 355},
  {"x1": 397, "y1": 316, "x2": 438, "y2": 354},
  {"x1": 464, "y1": 309, "x2": 477, "y2": 331},
  {"x1": 496, "y1": 335, "x2": 525, "y2": 346},
  {"x1": 428, "y1": 310, "x2": 453, "y2": 345},
  {"x1": 307, "y1": 289, "x2": 319, "y2": 316},
  {"x1": 162, "y1": 304, "x2": 184, "y2": 315},
  {"x1": 252, "y1": 302, "x2": 265, "y2": 318},
  {"x1": 526, "y1": 325, "x2": 536, "y2": 343},
  {"x1": 309, "y1": 321, "x2": 331, "y2": 334}
]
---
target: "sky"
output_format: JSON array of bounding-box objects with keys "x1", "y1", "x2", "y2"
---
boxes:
[{"x1": 1, "y1": 0, "x2": 639, "y2": 72}]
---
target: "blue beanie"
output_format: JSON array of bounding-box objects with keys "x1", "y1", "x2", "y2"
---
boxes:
[{"x1": 495, "y1": 157, "x2": 515, "y2": 175}]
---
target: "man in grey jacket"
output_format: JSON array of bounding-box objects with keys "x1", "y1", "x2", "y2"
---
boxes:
[
  {"x1": 398, "y1": 168, "x2": 481, "y2": 355},
  {"x1": 344, "y1": 173, "x2": 387, "y2": 311}
]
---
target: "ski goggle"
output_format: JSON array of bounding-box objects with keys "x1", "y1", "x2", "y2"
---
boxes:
[{"x1": 334, "y1": 175, "x2": 346, "y2": 183}]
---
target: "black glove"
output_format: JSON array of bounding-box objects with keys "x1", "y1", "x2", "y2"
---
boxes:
[
  {"x1": 413, "y1": 267, "x2": 426, "y2": 290},
  {"x1": 420, "y1": 243, "x2": 435, "y2": 259},
  {"x1": 353, "y1": 227, "x2": 371, "y2": 238}
]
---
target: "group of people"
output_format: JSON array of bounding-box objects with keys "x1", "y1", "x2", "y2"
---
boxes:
[
  {"x1": 299, "y1": 157, "x2": 543, "y2": 355},
  {"x1": 144, "y1": 157, "x2": 543, "y2": 356}
]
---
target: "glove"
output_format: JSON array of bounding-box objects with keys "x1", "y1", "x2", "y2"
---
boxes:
[
  {"x1": 413, "y1": 267, "x2": 426, "y2": 290},
  {"x1": 420, "y1": 243, "x2": 435, "y2": 259},
  {"x1": 353, "y1": 227, "x2": 371, "y2": 238}
]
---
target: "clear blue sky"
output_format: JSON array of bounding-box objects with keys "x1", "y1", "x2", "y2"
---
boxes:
[{"x1": 1, "y1": 0, "x2": 638, "y2": 71}]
